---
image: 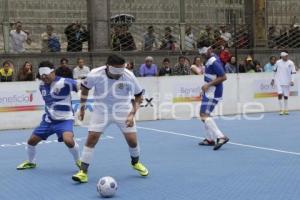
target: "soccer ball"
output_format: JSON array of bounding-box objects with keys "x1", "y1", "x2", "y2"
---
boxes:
[{"x1": 97, "y1": 176, "x2": 118, "y2": 198}]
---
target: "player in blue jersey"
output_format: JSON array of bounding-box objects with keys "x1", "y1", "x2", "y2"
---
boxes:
[
  {"x1": 17, "y1": 61, "x2": 80, "y2": 170},
  {"x1": 198, "y1": 47, "x2": 229, "y2": 150}
]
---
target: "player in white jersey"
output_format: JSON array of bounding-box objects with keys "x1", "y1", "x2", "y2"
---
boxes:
[
  {"x1": 271, "y1": 52, "x2": 296, "y2": 115},
  {"x1": 17, "y1": 61, "x2": 80, "y2": 170},
  {"x1": 72, "y1": 54, "x2": 149, "y2": 183}
]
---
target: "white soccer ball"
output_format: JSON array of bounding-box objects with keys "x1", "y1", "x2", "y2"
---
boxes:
[{"x1": 97, "y1": 176, "x2": 118, "y2": 198}]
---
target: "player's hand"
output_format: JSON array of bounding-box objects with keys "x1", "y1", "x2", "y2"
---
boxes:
[
  {"x1": 290, "y1": 81, "x2": 294, "y2": 86},
  {"x1": 126, "y1": 113, "x2": 135, "y2": 127},
  {"x1": 271, "y1": 79, "x2": 275, "y2": 86},
  {"x1": 201, "y1": 84, "x2": 209, "y2": 93},
  {"x1": 78, "y1": 105, "x2": 85, "y2": 121}
]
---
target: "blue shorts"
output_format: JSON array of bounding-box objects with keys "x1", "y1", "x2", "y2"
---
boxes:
[
  {"x1": 200, "y1": 95, "x2": 219, "y2": 115},
  {"x1": 33, "y1": 119, "x2": 74, "y2": 142}
]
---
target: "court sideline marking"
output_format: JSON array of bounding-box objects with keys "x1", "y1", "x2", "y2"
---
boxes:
[{"x1": 137, "y1": 126, "x2": 300, "y2": 156}]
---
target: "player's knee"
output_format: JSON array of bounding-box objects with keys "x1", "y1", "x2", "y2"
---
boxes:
[
  {"x1": 284, "y1": 96, "x2": 288, "y2": 100},
  {"x1": 278, "y1": 94, "x2": 283, "y2": 99},
  {"x1": 64, "y1": 138, "x2": 75, "y2": 148}
]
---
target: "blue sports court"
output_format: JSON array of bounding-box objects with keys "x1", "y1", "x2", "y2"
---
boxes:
[{"x1": 1, "y1": 112, "x2": 300, "y2": 200}]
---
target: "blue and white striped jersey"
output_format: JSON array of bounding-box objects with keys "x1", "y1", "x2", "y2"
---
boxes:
[{"x1": 39, "y1": 76, "x2": 77, "y2": 121}]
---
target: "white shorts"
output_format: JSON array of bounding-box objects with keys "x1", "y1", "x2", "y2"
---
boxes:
[
  {"x1": 88, "y1": 111, "x2": 137, "y2": 133},
  {"x1": 277, "y1": 85, "x2": 290, "y2": 97}
]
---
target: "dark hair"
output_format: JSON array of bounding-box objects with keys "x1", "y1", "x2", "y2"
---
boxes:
[
  {"x1": 77, "y1": 58, "x2": 84, "y2": 62},
  {"x1": 60, "y1": 58, "x2": 68, "y2": 64},
  {"x1": 163, "y1": 58, "x2": 170, "y2": 63},
  {"x1": 37, "y1": 61, "x2": 54, "y2": 79},
  {"x1": 2, "y1": 60, "x2": 12, "y2": 67},
  {"x1": 22, "y1": 61, "x2": 32, "y2": 70},
  {"x1": 178, "y1": 56, "x2": 186, "y2": 61},
  {"x1": 106, "y1": 54, "x2": 126, "y2": 65},
  {"x1": 193, "y1": 56, "x2": 202, "y2": 65},
  {"x1": 270, "y1": 56, "x2": 276, "y2": 60}
]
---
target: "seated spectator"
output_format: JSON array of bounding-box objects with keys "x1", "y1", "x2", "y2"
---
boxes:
[
  {"x1": 239, "y1": 55, "x2": 255, "y2": 73},
  {"x1": 0, "y1": 61, "x2": 14, "y2": 82},
  {"x1": 73, "y1": 58, "x2": 90, "y2": 80},
  {"x1": 225, "y1": 56, "x2": 237, "y2": 73},
  {"x1": 219, "y1": 46, "x2": 232, "y2": 66},
  {"x1": 190, "y1": 56, "x2": 204, "y2": 75},
  {"x1": 17, "y1": 61, "x2": 35, "y2": 81},
  {"x1": 139, "y1": 56, "x2": 158, "y2": 77},
  {"x1": 118, "y1": 25, "x2": 136, "y2": 51},
  {"x1": 264, "y1": 56, "x2": 277, "y2": 72},
  {"x1": 219, "y1": 25, "x2": 233, "y2": 47},
  {"x1": 160, "y1": 27, "x2": 176, "y2": 50},
  {"x1": 10, "y1": 21, "x2": 31, "y2": 53},
  {"x1": 55, "y1": 58, "x2": 73, "y2": 78},
  {"x1": 126, "y1": 60, "x2": 139, "y2": 76},
  {"x1": 185, "y1": 26, "x2": 195, "y2": 51},
  {"x1": 41, "y1": 25, "x2": 61, "y2": 53},
  {"x1": 172, "y1": 56, "x2": 191, "y2": 76},
  {"x1": 159, "y1": 58, "x2": 172, "y2": 76},
  {"x1": 143, "y1": 26, "x2": 158, "y2": 51},
  {"x1": 65, "y1": 22, "x2": 89, "y2": 52},
  {"x1": 254, "y1": 60, "x2": 263, "y2": 72}
]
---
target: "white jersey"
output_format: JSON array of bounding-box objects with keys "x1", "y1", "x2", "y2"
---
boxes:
[
  {"x1": 82, "y1": 66, "x2": 144, "y2": 114},
  {"x1": 273, "y1": 59, "x2": 296, "y2": 86}
]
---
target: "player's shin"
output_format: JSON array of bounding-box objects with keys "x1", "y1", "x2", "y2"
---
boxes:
[
  {"x1": 129, "y1": 144, "x2": 140, "y2": 165},
  {"x1": 26, "y1": 144, "x2": 36, "y2": 163},
  {"x1": 80, "y1": 146, "x2": 94, "y2": 172},
  {"x1": 68, "y1": 141, "x2": 80, "y2": 162},
  {"x1": 204, "y1": 117, "x2": 224, "y2": 139}
]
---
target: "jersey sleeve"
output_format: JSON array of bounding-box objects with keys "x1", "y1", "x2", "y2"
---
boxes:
[
  {"x1": 131, "y1": 75, "x2": 144, "y2": 96},
  {"x1": 212, "y1": 61, "x2": 225, "y2": 77},
  {"x1": 65, "y1": 78, "x2": 78, "y2": 92},
  {"x1": 81, "y1": 72, "x2": 96, "y2": 89}
]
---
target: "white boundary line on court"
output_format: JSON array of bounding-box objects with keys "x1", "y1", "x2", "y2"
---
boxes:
[
  {"x1": 137, "y1": 126, "x2": 300, "y2": 156},
  {"x1": 0, "y1": 135, "x2": 114, "y2": 149}
]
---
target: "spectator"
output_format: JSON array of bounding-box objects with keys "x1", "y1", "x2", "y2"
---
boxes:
[
  {"x1": 41, "y1": 25, "x2": 60, "y2": 53},
  {"x1": 160, "y1": 27, "x2": 176, "y2": 50},
  {"x1": 73, "y1": 58, "x2": 90, "y2": 80},
  {"x1": 239, "y1": 55, "x2": 255, "y2": 73},
  {"x1": 159, "y1": 58, "x2": 172, "y2": 76},
  {"x1": 225, "y1": 56, "x2": 237, "y2": 73},
  {"x1": 254, "y1": 60, "x2": 263, "y2": 72},
  {"x1": 55, "y1": 58, "x2": 73, "y2": 78},
  {"x1": 219, "y1": 46, "x2": 232, "y2": 66},
  {"x1": 10, "y1": 21, "x2": 31, "y2": 53},
  {"x1": 139, "y1": 56, "x2": 158, "y2": 77},
  {"x1": 172, "y1": 56, "x2": 191, "y2": 76},
  {"x1": 185, "y1": 26, "x2": 195, "y2": 51},
  {"x1": 111, "y1": 25, "x2": 121, "y2": 51},
  {"x1": 118, "y1": 25, "x2": 136, "y2": 51},
  {"x1": 143, "y1": 26, "x2": 158, "y2": 51},
  {"x1": 17, "y1": 61, "x2": 35, "y2": 81},
  {"x1": 65, "y1": 22, "x2": 89, "y2": 52},
  {"x1": 219, "y1": 25, "x2": 233, "y2": 47},
  {"x1": 264, "y1": 56, "x2": 277, "y2": 72},
  {"x1": 0, "y1": 61, "x2": 14, "y2": 82},
  {"x1": 190, "y1": 56, "x2": 204, "y2": 75},
  {"x1": 197, "y1": 25, "x2": 214, "y2": 48}
]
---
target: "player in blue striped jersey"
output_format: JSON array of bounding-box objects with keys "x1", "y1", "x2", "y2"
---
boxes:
[
  {"x1": 17, "y1": 61, "x2": 80, "y2": 170},
  {"x1": 198, "y1": 47, "x2": 229, "y2": 150}
]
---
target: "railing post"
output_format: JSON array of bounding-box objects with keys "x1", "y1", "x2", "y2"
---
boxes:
[
  {"x1": 179, "y1": 0, "x2": 186, "y2": 51},
  {"x1": 3, "y1": 0, "x2": 10, "y2": 53}
]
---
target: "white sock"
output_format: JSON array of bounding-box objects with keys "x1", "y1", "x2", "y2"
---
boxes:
[
  {"x1": 204, "y1": 123, "x2": 214, "y2": 141},
  {"x1": 205, "y1": 118, "x2": 224, "y2": 139},
  {"x1": 278, "y1": 99, "x2": 283, "y2": 111},
  {"x1": 26, "y1": 144, "x2": 36, "y2": 163},
  {"x1": 129, "y1": 145, "x2": 140, "y2": 158},
  {"x1": 68, "y1": 142, "x2": 80, "y2": 162},
  {"x1": 81, "y1": 146, "x2": 94, "y2": 164},
  {"x1": 284, "y1": 99, "x2": 288, "y2": 111}
]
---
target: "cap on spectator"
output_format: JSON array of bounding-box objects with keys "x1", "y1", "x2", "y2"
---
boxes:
[
  {"x1": 145, "y1": 56, "x2": 154, "y2": 61},
  {"x1": 198, "y1": 46, "x2": 210, "y2": 54},
  {"x1": 280, "y1": 52, "x2": 288, "y2": 57},
  {"x1": 246, "y1": 56, "x2": 253, "y2": 61}
]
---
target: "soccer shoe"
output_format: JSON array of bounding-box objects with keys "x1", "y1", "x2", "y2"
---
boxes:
[
  {"x1": 283, "y1": 110, "x2": 289, "y2": 115},
  {"x1": 75, "y1": 160, "x2": 81, "y2": 169},
  {"x1": 213, "y1": 137, "x2": 229, "y2": 151},
  {"x1": 279, "y1": 111, "x2": 284, "y2": 115},
  {"x1": 72, "y1": 170, "x2": 88, "y2": 183},
  {"x1": 198, "y1": 139, "x2": 215, "y2": 146},
  {"x1": 16, "y1": 161, "x2": 36, "y2": 170},
  {"x1": 132, "y1": 162, "x2": 149, "y2": 176}
]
